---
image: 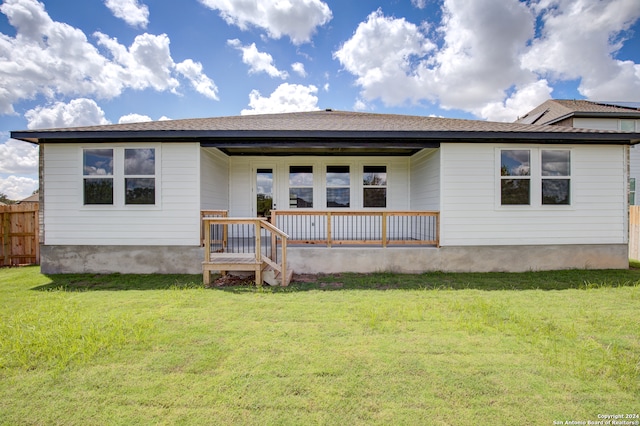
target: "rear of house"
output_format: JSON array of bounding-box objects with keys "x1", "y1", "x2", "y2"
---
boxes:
[{"x1": 12, "y1": 110, "x2": 640, "y2": 276}]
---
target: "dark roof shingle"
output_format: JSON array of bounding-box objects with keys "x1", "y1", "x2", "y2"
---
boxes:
[{"x1": 11, "y1": 109, "x2": 640, "y2": 145}]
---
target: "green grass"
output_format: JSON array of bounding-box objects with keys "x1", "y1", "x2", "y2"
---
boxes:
[{"x1": 1, "y1": 266, "x2": 639, "y2": 425}]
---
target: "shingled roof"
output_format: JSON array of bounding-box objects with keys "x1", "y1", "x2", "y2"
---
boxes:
[
  {"x1": 12, "y1": 110, "x2": 640, "y2": 155},
  {"x1": 515, "y1": 99, "x2": 640, "y2": 126}
]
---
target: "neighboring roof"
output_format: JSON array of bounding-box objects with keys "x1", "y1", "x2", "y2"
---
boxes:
[
  {"x1": 17, "y1": 192, "x2": 39, "y2": 203},
  {"x1": 516, "y1": 99, "x2": 640, "y2": 125},
  {"x1": 11, "y1": 110, "x2": 640, "y2": 156}
]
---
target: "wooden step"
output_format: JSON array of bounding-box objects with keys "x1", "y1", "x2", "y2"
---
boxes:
[{"x1": 263, "y1": 266, "x2": 294, "y2": 287}]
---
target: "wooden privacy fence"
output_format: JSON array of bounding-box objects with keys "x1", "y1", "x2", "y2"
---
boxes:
[
  {"x1": 0, "y1": 203, "x2": 39, "y2": 266},
  {"x1": 630, "y1": 206, "x2": 640, "y2": 260}
]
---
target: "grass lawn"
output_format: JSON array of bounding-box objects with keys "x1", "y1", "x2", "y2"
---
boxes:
[{"x1": 1, "y1": 266, "x2": 639, "y2": 425}]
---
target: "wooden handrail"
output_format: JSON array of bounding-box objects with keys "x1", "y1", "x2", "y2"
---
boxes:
[
  {"x1": 260, "y1": 220, "x2": 290, "y2": 239},
  {"x1": 202, "y1": 216, "x2": 291, "y2": 286},
  {"x1": 270, "y1": 210, "x2": 439, "y2": 248}
]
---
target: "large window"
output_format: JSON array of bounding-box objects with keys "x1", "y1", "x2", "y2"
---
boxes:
[
  {"x1": 83, "y1": 149, "x2": 114, "y2": 205},
  {"x1": 499, "y1": 148, "x2": 571, "y2": 207},
  {"x1": 500, "y1": 150, "x2": 530, "y2": 205},
  {"x1": 83, "y1": 147, "x2": 157, "y2": 207},
  {"x1": 289, "y1": 166, "x2": 313, "y2": 208},
  {"x1": 363, "y1": 166, "x2": 387, "y2": 208},
  {"x1": 541, "y1": 150, "x2": 570, "y2": 205},
  {"x1": 326, "y1": 166, "x2": 350, "y2": 208},
  {"x1": 125, "y1": 148, "x2": 156, "y2": 205}
]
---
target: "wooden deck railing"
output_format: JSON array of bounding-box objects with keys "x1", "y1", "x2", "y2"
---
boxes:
[
  {"x1": 270, "y1": 210, "x2": 439, "y2": 247},
  {"x1": 200, "y1": 210, "x2": 228, "y2": 246},
  {"x1": 202, "y1": 217, "x2": 290, "y2": 286}
]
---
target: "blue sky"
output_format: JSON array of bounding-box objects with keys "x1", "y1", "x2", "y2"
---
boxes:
[{"x1": 1, "y1": 0, "x2": 640, "y2": 199}]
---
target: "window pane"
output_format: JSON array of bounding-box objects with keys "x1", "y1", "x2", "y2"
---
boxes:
[
  {"x1": 327, "y1": 166, "x2": 350, "y2": 186},
  {"x1": 542, "y1": 150, "x2": 570, "y2": 176},
  {"x1": 327, "y1": 188, "x2": 350, "y2": 208},
  {"x1": 84, "y1": 178, "x2": 113, "y2": 205},
  {"x1": 289, "y1": 188, "x2": 313, "y2": 208},
  {"x1": 501, "y1": 150, "x2": 530, "y2": 176},
  {"x1": 125, "y1": 178, "x2": 155, "y2": 205},
  {"x1": 83, "y1": 149, "x2": 113, "y2": 176},
  {"x1": 257, "y1": 169, "x2": 273, "y2": 217},
  {"x1": 542, "y1": 179, "x2": 570, "y2": 205},
  {"x1": 620, "y1": 120, "x2": 635, "y2": 132},
  {"x1": 125, "y1": 148, "x2": 155, "y2": 175},
  {"x1": 289, "y1": 166, "x2": 313, "y2": 186},
  {"x1": 501, "y1": 179, "x2": 530, "y2": 205},
  {"x1": 363, "y1": 166, "x2": 386, "y2": 186},
  {"x1": 364, "y1": 188, "x2": 386, "y2": 208}
]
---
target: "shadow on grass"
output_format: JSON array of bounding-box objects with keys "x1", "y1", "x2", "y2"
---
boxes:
[
  {"x1": 33, "y1": 273, "x2": 204, "y2": 292},
  {"x1": 31, "y1": 268, "x2": 640, "y2": 292}
]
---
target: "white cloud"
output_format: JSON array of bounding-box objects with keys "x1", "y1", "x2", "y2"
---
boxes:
[
  {"x1": 25, "y1": 98, "x2": 110, "y2": 129},
  {"x1": 334, "y1": 0, "x2": 640, "y2": 121},
  {"x1": 227, "y1": 39, "x2": 289, "y2": 79},
  {"x1": 0, "y1": 133, "x2": 38, "y2": 200},
  {"x1": 522, "y1": 0, "x2": 640, "y2": 101},
  {"x1": 0, "y1": 0, "x2": 218, "y2": 114},
  {"x1": 477, "y1": 80, "x2": 553, "y2": 122},
  {"x1": 412, "y1": 0, "x2": 427, "y2": 9},
  {"x1": 175, "y1": 59, "x2": 219, "y2": 100},
  {"x1": 0, "y1": 175, "x2": 38, "y2": 200},
  {"x1": 0, "y1": 138, "x2": 38, "y2": 175},
  {"x1": 353, "y1": 99, "x2": 369, "y2": 111},
  {"x1": 94, "y1": 32, "x2": 180, "y2": 93},
  {"x1": 292, "y1": 62, "x2": 307, "y2": 78},
  {"x1": 426, "y1": 0, "x2": 536, "y2": 110},
  {"x1": 333, "y1": 9, "x2": 436, "y2": 106},
  {"x1": 118, "y1": 113, "x2": 152, "y2": 124},
  {"x1": 200, "y1": 0, "x2": 332, "y2": 44},
  {"x1": 104, "y1": 0, "x2": 149, "y2": 28},
  {"x1": 241, "y1": 83, "x2": 320, "y2": 115}
]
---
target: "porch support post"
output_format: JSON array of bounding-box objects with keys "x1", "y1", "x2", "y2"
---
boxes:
[
  {"x1": 327, "y1": 212, "x2": 332, "y2": 248},
  {"x1": 254, "y1": 220, "x2": 262, "y2": 286},
  {"x1": 382, "y1": 212, "x2": 387, "y2": 248}
]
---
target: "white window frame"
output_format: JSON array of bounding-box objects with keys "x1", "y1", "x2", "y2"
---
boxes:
[
  {"x1": 80, "y1": 144, "x2": 161, "y2": 210},
  {"x1": 326, "y1": 165, "x2": 351, "y2": 208},
  {"x1": 288, "y1": 165, "x2": 314, "y2": 209},
  {"x1": 496, "y1": 147, "x2": 572, "y2": 210},
  {"x1": 362, "y1": 164, "x2": 388, "y2": 209}
]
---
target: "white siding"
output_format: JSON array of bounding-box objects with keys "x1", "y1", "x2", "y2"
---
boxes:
[
  {"x1": 44, "y1": 142, "x2": 201, "y2": 246},
  {"x1": 440, "y1": 143, "x2": 627, "y2": 246},
  {"x1": 229, "y1": 158, "x2": 252, "y2": 217},
  {"x1": 200, "y1": 148, "x2": 229, "y2": 210},
  {"x1": 573, "y1": 117, "x2": 619, "y2": 131},
  {"x1": 571, "y1": 117, "x2": 639, "y2": 204},
  {"x1": 410, "y1": 148, "x2": 440, "y2": 210}
]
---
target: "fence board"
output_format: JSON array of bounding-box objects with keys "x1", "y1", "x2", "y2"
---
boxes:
[
  {"x1": 0, "y1": 203, "x2": 39, "y2": 266},
  {"x1": 630, "y1": 206, "x2": 640, "y2": 261}
]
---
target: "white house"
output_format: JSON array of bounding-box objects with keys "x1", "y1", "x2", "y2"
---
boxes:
[
  {"x1": 516, "y1": 99, "x2": 640, "y2": 204},
  {"x1": 11, "y1": 110, "x2": 640, "y2": 279}
]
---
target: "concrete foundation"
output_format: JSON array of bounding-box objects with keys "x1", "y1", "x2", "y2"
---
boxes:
[
  {"x1": 40, "y1": 245, "x2": 204, "y2": 274},
  {"x1": 286, "y1": 244, "x2": 630, "y2": 274},
  {"x1": 40, "y1": 243, "x2": 629, "y2": 275}
]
